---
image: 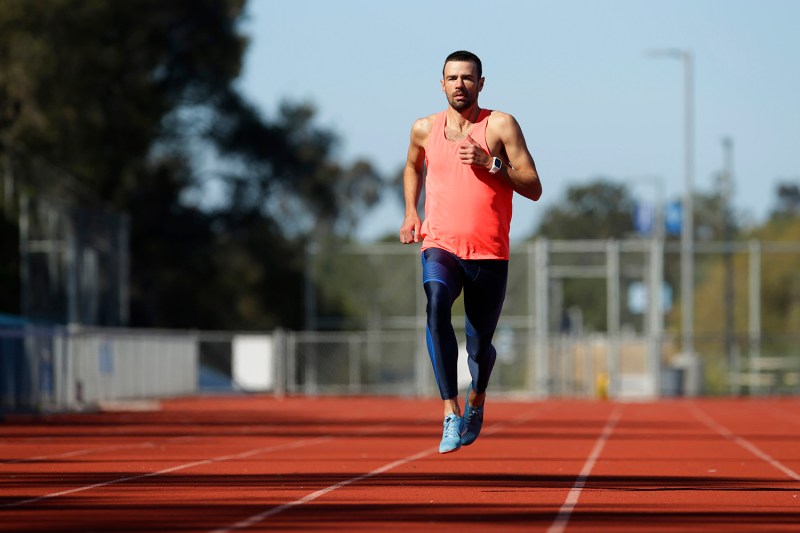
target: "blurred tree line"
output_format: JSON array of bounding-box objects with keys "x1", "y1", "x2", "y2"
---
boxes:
[
  {"x1": 0, "y1": 0, "x2": 382, "y2": 330},
  {"x1": 1, "y1": 1, "x2": 798, "y2": 337},
  {"x1": 536, "y1": 177, "x2": 800, "y2": 338}
]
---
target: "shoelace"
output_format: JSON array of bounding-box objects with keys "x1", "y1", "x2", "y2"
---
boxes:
[
  {"x1": 464, "y1": 406, "x2": 482, "y2": 425},
  {"x1": 443, "y1": 416, "x2": 460, "y2": 439}
]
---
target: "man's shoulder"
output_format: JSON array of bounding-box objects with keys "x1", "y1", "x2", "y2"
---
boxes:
[
  {"x1": 412, "y1": 112, "x2": 441, "y2": 131},
  {"x1": 409, "y1": 112, "x2": 441, "y2": 143},
  {"x1": 487, "y1": 110, "x2": 517, "y2": 126},
  {"x1": 486, "y1": 110, "x2": 523, "y2": 140}
]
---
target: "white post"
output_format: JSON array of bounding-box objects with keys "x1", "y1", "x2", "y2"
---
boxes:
[
  {"x1": 646, "y1": 49, "x2": 695, "y2": 358},
  {"x1": 648, "y1": 237, "x2": 664, "y2": 397},
  {"x1": 681, "y1": 51, "x2": 695, "y2": 359},
  {"x1": 748, "y1": 240, "x2": 761, "y2": 394},
  {"x1": 534, "y1": 238, "x2": 549, "y2": 397},
  {"x1": 526, "y1": 242, "x2": 536, "y2": 393},
  {"x1": 606, "y1": 240, "x2": 621, "y2": 397}
]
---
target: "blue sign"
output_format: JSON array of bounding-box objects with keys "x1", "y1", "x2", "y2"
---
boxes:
[
  {"x1": 627, "y1": 281, "x2": 674, "y2": 314},
  {"x1": 634, "y1": 202, "x2": 655, "y2": 235},
  {"x1": 664, "y1": 201, "x2": 682, "y2": 236}
]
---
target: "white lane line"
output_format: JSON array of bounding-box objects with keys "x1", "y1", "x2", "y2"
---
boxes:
[
  {"x1": 548, "y1": 407, "x2": 622, "y2": 533},
  {"x1": 1, "y1": 405, "x2": 404, "y2": 509},
  {"x1": 1, "y1": 437, "x2": 331, "y2": 509},
  {"x1": 210, "y1": 405, "x2": 550, "y2": 532},
  {"x1": 689, "y1": 403, "x2": 800, "y2": 482},
  {"x1": 210, "y1": 447, "x2": 438, "y2": 533},
  {"x1": 2, "y1": 436, "x2": 197, "y2": 464}
]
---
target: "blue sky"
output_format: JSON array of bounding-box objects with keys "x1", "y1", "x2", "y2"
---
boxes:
[{"x1": 235, "y1": 0, "x2": 800, "y2": 241}]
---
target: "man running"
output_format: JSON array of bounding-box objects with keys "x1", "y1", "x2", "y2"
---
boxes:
[{"x1": 399, "y1": 50, "x2": 542, "y2": 453}]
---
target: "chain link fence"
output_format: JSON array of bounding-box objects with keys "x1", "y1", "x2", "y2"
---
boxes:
[
  {"x1": 4, "y1": 238, "x2": 800, "y2": 414},
  {"x1": 303, "y1": 239, "x2": 800, "y2": 399}
]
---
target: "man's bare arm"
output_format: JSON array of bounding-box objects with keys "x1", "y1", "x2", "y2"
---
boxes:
[
  {"x1": 493, "y1": 113, "x2": 541, "y2": 201},
  {"x1": 399, "y1": 117, "x2": 432, "y2": 243},
  {"x1": 460, "y1": 112, "x2": 542, "y2": 201}
]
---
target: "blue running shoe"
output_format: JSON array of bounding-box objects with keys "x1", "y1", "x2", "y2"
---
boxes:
[
  {"x1": 439, "y1": 413, "x2": 462, "y2": 454},
  {"x1": 461, "y1": 384, "x2": 484, "y2": 446}
]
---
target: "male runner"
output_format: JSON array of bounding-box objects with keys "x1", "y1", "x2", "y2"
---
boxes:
[{"x1": 399, "y1": 50, "x2": 542, "y2": 453}]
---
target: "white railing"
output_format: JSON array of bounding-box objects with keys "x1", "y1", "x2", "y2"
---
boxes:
[
  {"x1": 1, "y1": 326, "x2": 198, "y2": 413},
  {"x1": 57, "y1": 329, "x2": 198, "y2": 407},
  {"x1": 3, "y1": 324, "x2": 798, "y2": 414}
]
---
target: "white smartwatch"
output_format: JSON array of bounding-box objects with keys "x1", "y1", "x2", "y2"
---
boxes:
[{"x1": 489, "y1": 157, "x2": 502, "y2": 174}]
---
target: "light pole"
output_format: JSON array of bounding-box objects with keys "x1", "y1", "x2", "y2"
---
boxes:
[{"x1": 647, "y1": 48, "x2": 694, "y2": 357}]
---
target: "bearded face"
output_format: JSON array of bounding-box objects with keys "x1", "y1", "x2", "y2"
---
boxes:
[{"x1": 441, "y1": 60, "x2": 483, "y2": 111}]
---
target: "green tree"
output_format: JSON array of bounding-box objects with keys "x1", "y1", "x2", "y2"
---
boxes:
[
  {"x1": 0, "y1": 0, "x2": 383, "y2": 329},
  {"x1": 534, "y1": 179, "x2": 636, "y2": 240},
  {"x1": 0, "y1": 0, "x2": 249, "y2": 205},
  {"x1": 694, "y1": 217, "x2": 800, "y2": 339},
  {"x1": 770, "y1": 181, "x2": 800, "y2": 220}
]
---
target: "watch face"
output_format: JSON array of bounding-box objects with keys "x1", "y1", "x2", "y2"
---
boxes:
[{"x1": 493, "y1": 158, "x2": 501, "y2": 170}]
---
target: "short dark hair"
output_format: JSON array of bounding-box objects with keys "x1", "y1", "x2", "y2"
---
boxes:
[{"x1": 443, "y1": 50, "x2": 482, "y2": 79}]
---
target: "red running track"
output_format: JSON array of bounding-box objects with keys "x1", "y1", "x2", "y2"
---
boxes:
[{"x1": 1, "y1": 396, "x2": 799, "y2": 532}]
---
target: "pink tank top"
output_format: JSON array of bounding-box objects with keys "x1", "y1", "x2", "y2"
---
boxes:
[{"x1": 420, "y1": 109, "x2": 513, "y2": 260}]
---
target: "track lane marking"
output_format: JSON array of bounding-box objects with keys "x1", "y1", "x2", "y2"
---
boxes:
[
  {"x1": 688, "y1": 403, "x2": 800, "y2": 482},
  {"x1": 210, "y1": 447, "x2": 438, "y2": 533},
  {"x1": 209, "y1": 405, "x2": 549, "y2": 532},
  {"x1": 547, "y1": 406, "x2": 622, "y2": 533},
  {"x1": 1, "y1": 437, "x2": 331, "y2": 509},
  {"x1": 1, "y1": 436, "x2": 197, "y2": 464},
  {"x1": 1, "y1": 404, "x2": 402, "y2": 508}
]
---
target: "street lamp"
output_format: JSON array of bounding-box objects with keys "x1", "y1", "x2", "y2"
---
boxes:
[{"x1": 647, "y1": 48, "x2": 695, "y2": 358}]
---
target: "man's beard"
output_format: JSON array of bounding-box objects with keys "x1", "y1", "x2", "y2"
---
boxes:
[{"x1": 449, "y1": 91, "x2": 473, "y2": 110}]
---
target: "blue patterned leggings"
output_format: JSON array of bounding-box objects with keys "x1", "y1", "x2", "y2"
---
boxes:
[{"x1": 421, "y1": 247, "x2": 508, "y2": 400}]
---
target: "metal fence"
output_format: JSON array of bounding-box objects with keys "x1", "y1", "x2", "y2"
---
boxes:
[
  {"x1": 1, "y1": 325, "x2": 197, "y2": 413},
  {"x1": 3, "y1": 324, "x2": 799, "y2": 415},
  {"x1": 303, "y1": 239, "x2": 800, "y2": 399},
  {"x1": 4, "y1": 237, "x2": 800, "y2": 414},
  {"x1": 265, "y1": 329, "x2": 800, "y2": 399}
]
